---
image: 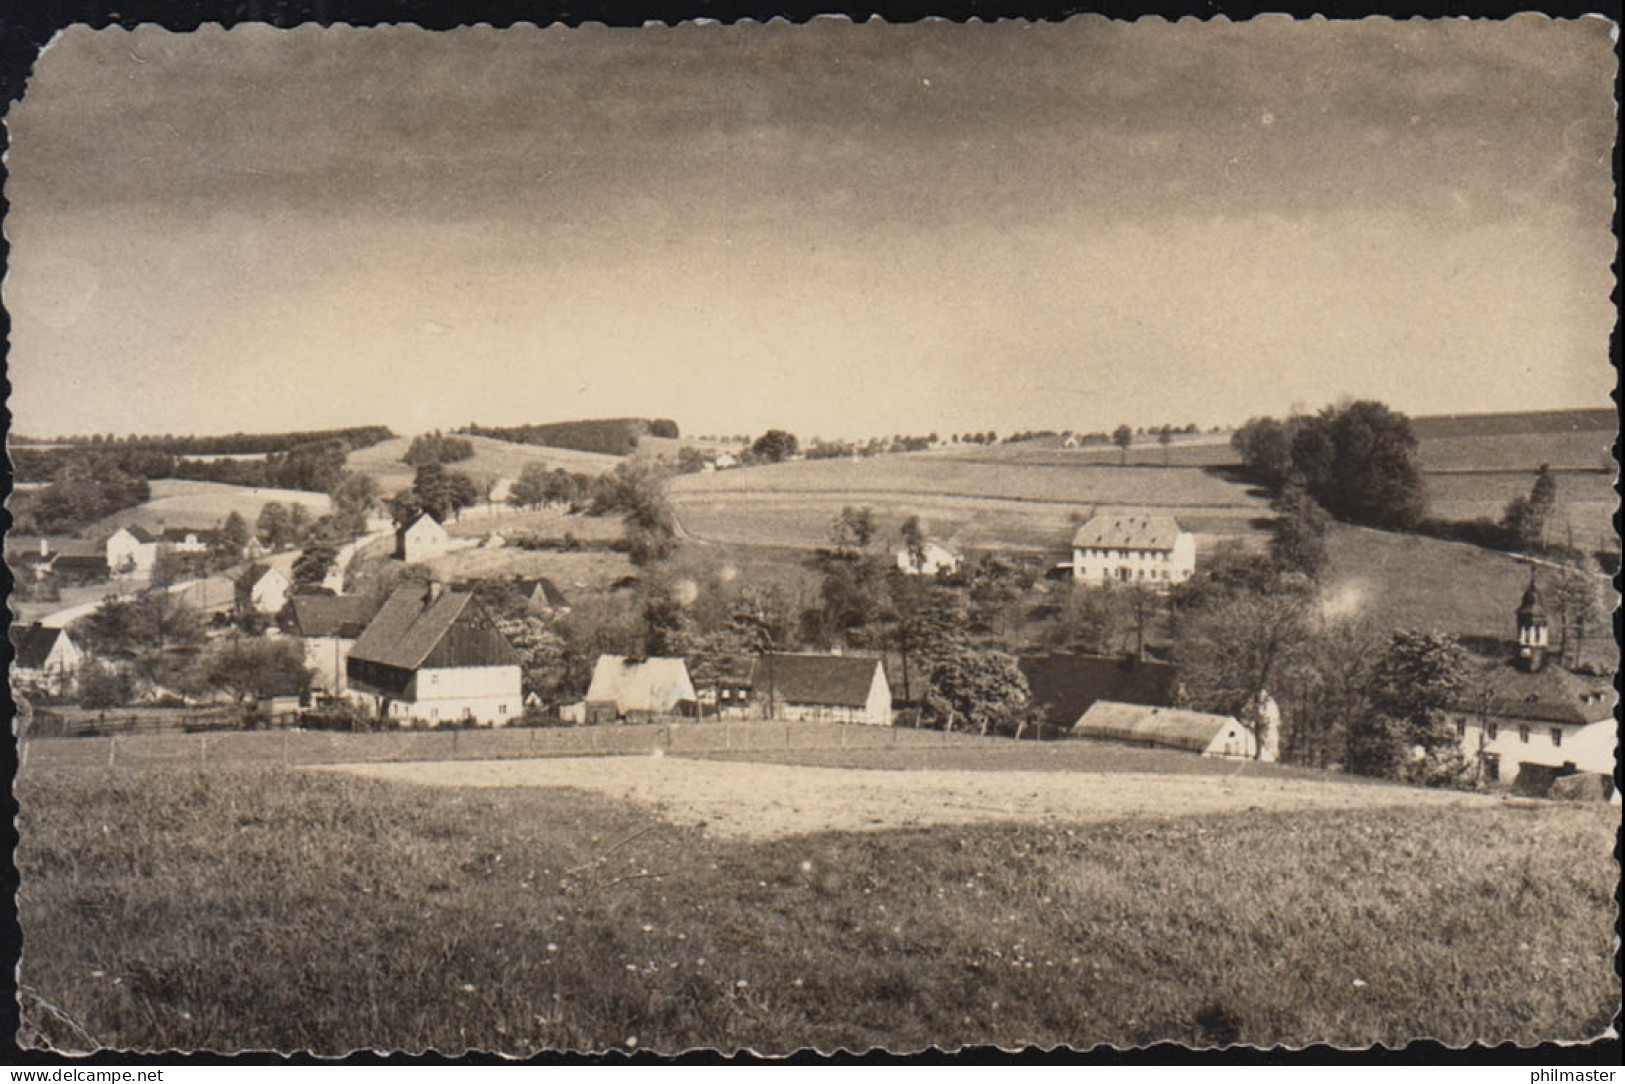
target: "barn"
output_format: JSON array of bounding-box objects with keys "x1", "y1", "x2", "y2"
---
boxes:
[
  {"x1": 1074, "y1": 700, "x2": 1257, "y2": 759},
  {"x1": 750, "y1": 652, "x2": 893, "y2": 726},
  {"x1": 346, "y1": 582, "x2": 523, "y2": 725}
]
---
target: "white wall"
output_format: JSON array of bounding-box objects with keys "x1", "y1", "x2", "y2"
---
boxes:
[
  {"x1": 1201, "y1": 721, "x2": 1259, "y2": 759},
  {"x1": 1071, "y1": 534, "x2": 1195, "y2": 586},
  {"x1": 304, "y1": 635, "x2": 355, "y2": 695},
  {"x1": 409, "y1": 665, "x2": 523, "y2": 725},
  {"x1": 1455, "y1": 714, "x2": 1615, "y2": 782}
]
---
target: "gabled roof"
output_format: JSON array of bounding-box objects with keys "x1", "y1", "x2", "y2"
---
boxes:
[
  {"x1": 750, "y1": 653, "x2": 883, "y2": 708},
  {"x1": 289, "y1": 594, "x2": 381, "y2": 639},
  {"x1": 518, "y1": 577, "x2": 569, "y2": 608},
  {"x1": 1074, "y1": 700, "x2": 1239, "y2": 753},
  {"x1": 10, "y1": 623, "x2": 71, "y2": 670},
  {"x1": 396, "y1": 513, "x2": 445, "y2": 540},
  {"x1": 349, "y1": 585, "x2": 487, "y2": 671},
  {"x1": 115, "y1": 524, "x2": 159, "y2": 544},
  {"x1": 586, "y1": 655, "x2": 695, "y2": 712},
  {"x1": 161, "y1": 526, "x2": 217, "y2": 543},
  {"x1": 1018, "y1": 653, "x2": 1179, "y2": 727},
  {"x1": 1071, "y1": 514, "x2": 1184, "y2": 551}
]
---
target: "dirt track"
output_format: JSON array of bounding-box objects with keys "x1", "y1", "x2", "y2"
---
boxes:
[{"x1": 316, "y1": 756, "x2": 1502, "y2": 841}]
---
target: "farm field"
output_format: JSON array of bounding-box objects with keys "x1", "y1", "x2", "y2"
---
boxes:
[
  {"x1": 671, "y1": 458, "x2": 1270, "y2": 552},
  {"x1": 82, "y1": 479, "x2": 331, "y2": 535},
  {"x1": 1425, "y1": 470, "x2": 1616, "y2": 551},
  {"x1": 1320, "y1": 524, "x2": 1619, "y2": 665},
  {"x1": 1416, "y1": 431, "x2": 1616, "y2": 473},
  {"x1": 17, "y1": 760, "x2": 1617, "y2": 1053},
  {"x1": 323, "y1": 756, "x2": 1487, "y2": 841},
  {"x1": 346, "y1": 434, "x2": 620, "y2": 492}
]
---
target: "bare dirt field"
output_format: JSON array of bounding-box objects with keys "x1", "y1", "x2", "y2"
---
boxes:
[{"x1": 318, "y1": 756, "x2": 1500, "y2": 842}]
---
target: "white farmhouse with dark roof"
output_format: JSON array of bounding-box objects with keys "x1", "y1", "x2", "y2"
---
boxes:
[
  {"x1": 1074, "y1": 701, "x2": 1261, "y2": 760},
  {"x1": 10, "y1": 623, "x2": 86, "y2": 695},
  {"x1": 395, "y1": 513, "x2": 451, "y2": 563},
  {"x1": 1068, "y1": 514, "x2": 1195, "y2": 586},
  {"x1": 750, "y1": 652, "x2": 892, "y2": 726},
  {"x1": 346, "y1": 582, "x2": 523, "y2": 725},
  {"x1": 1450, "y1": 578, "x2": 1617, "y2": 795},
  {"x1": 289, "y1": 594, "x2": 382, "y2": 696}
]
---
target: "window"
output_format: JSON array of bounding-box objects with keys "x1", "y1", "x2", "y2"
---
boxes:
[
  {"x1": 1455, "y1": 718, "x2": 1466, "y2": 739},
  {"x1": 1486, "y1": 722, "x2": 1498, "y2": 741},
  {"x1": 499, "y1": 703, "x2": 508, "y2": 716},
  {"x1": 431, "y1": 708, "x2": 439, "y2": 720},
  {"x1": 1550, "y1": 727, "x2": 1562, "y2": 748},
  {"x1": 429, "y1": 673, "x2": 439, "y2": 685},
  {"x1": 1518, "y1": 724, "x2": 1530, "y2": 744}
]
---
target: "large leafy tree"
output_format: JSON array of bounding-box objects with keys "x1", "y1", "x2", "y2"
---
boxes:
[
  {"x1": 750, "y1": 429, "x2": 799, "y2": 464},
  {"x1": 1175, "y1": 583, "x2": 1313, "y2": 754},
  {"x1": 1291, "y1": 401, "x2": 1426, "y2": 530},
  {"x1": 197, "y1": 638, "x2": 310, "y2": 708},
  {"x1": 924, "y1": 647, "x2": 1034, "y2": 738},
  {"x1": 1268, "y1": 474, "x2": 1332, "y2": 580},
  {"x1": 1500, "y1": 464, "x2": 1558, "y2": 551},
  {"x1": 1351, "y1": 629, "x2": 1472, "y2": 784},
  {"x1": 1111, "y1": 424, "x2": 1134, "y2": 465}
]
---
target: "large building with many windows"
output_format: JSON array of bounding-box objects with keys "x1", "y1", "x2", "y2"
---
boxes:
[{"x1": 1067, "y1": 514, "x2": 1196, "y2": 586}]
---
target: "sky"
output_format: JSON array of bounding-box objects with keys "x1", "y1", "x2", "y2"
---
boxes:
[{"x1": 4, "y1": 17, "x2": 1617, "y2": 441}]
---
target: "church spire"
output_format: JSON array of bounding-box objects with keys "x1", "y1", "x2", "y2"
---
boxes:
[{"x1": 1515, "y1": 568, "x2": 1549, "y2": 672}]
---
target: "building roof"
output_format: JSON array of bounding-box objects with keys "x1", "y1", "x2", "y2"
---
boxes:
[
  {"x1": 396, "y1": 513, "x2": 445, "y2": 540},
  {"x1": 1515, "y1": 578, "x2": 1548, "y2": 622},
  {"x1": 350, "y1": 584, "x2": 508, "y2": 671},
  {"x1": 10, "y1": 623, "x2": 71, "y2": 670},
  {"x1": 1071, "y1": 514, "x2": 1184, "y2": 551},
  {"x1": 161, "y1": 526, "x2": 217, "y2": 544},
  {"x1": 289, "y1": 594, "x2": 381, "y2": 639},
  {"x1": 750, "y1": 652, "x2": 883, "y2": 708},
  {"x1": 586, "y1": 655, "x2": 695, "y2": 713},
  {"x1": 1074, "y1": 700, "x2": 1239, "y2": 753},
  {"x1": 116, "y1": 524, "x2": 159, "y2": 544},
  {"x1": 1466, "y1": 656, "x2": 1616, "y2": 725},
  {"x1": 1018, "y1": 653, "x2": 1179, "y2": 727},
  {"x1": 518, "y1": 577, "x2": 569, "y2": 608}
]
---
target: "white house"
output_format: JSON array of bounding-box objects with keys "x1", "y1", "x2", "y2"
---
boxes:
[
  {"x1": 241, "y1": 566, "x2": 291, "y2": 616},
  {"x1": 1068, "y1": 514, "x2": 1196, "y2": 586},
  {"x1": 396, "y1": 513, "x2": 451, "y2": 563},
  {"x1": 750, "y1": 652, "x2": 893, "y2": 726},
  {"x1": 1061, "y1": 434, "x2": 1080, "y2": 449},
  {"x1": 1449, "y1": 579, "x2": 1617, "y2": 795},
  {"x1": 288, "y1": 594, "x2": 381, "y2": 696},
  {"x1": 712, "y1": 451, "x2": 739, "y2": 470},
  {"x1": 10, "y1": 623, "x2": 86, "y2": 695},
  {"x1": 585, "y1": 655, "x2": 698, "y2": 721},
  {"x1": 896, "y1": 539, "x2": 961, "y2": 577},
  {"x1": 106, "y1": 525, "x2": 160, "y2": 578},
  {"x1": 346, "y1": 582, "x2": 523, "y2": 725},
  {"x1": 1074, "y1": 700, "x2": 1260, "y2": 759}
]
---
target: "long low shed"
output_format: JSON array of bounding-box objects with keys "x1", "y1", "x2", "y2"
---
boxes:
[{"x1": 1074, "y1": 700, "x2": 1257, "y2": 759}]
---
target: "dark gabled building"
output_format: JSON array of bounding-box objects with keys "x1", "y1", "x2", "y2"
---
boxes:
[{"x1": 1018, "y1": 652, "x2": 1180, "y2": 728}]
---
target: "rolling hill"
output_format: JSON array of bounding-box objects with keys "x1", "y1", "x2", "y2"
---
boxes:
[{"x1": 344, "y1": 434, "x2": 621, "y2": 493}]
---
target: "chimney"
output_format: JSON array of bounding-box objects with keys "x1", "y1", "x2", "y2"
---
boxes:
[{"x1": 38, "y1": 538, "x2": 50, "y2": 558}]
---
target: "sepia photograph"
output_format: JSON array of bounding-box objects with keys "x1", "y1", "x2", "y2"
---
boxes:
[{"x1": 4, "y1": 12, "x2": 1619, "y2": 1057}]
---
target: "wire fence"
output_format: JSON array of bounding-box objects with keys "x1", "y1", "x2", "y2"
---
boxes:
[{"x1": 19, "y1": 719, "x2": 1005, "y2": 771}]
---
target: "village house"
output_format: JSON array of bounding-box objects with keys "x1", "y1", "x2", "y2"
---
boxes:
[
  {"x1": 288, "y1": 594, "x2": 381, "y2": 696},
  {"x1": 1018, "y1": 652, "x2": 1180, "y2": 729},
  {"x1": 1075, "y1": 700, "x2": 1263, "y2": 760},
  {"x1": 238, "y1": 566, "x2": 292, "y2": 616},
  {"x1": 1450, "y1": 579, "x2": 1617, "y2": 796},
  {"x1": 346, "y1": 582, "x2": 523, "y2": 725},
  {"x1": 9, "y1": 623, "x2": 86, "y2": 695},
  {"x1": 712, "y1": 451, "x2": 739, "y2": 470},
  {"x1": 750, "y1": 652, "x2": 893, "y2": 726},
  {"x1": 160, "y1": 526, "x2": 215, "y2": 555},
  {"x1": 1067, "y1": 514, "x2": 1196, "y2": 586},
  {"x1": 516, "y1": 576, "x2": 570, "y2": 614},
  {"x1": 396, "y1": 512, "x2": 451, "y2": 563},
  {"x1": 895, "y1": 539, "x2": 962, "y2": 577},
  {"x1": 585, "y1": 655, "x2": 698, "y2": 723},
  {"x1": 105, "y1": 524, "x2": 161, "y2": 578}
]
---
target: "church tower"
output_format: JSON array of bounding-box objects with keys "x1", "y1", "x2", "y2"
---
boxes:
[{"x1": 1515, "y1": 571, "x2": 1550, "y2": 673}]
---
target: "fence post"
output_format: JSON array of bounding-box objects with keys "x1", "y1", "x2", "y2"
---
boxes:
[
  {"x1": 725, "y1": 723, "x2": 731, "y2": 750},
  {"x1": 108, "y1": 736, "x2": 117, "y2": 768}
]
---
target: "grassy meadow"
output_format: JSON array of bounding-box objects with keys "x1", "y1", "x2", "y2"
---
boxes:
[
  {"x1": 17, "y1": 761, "x2": 1618, "y2": 1054},
  {"x1": 83, "y1": 479, "x2": 332, "y2": 536},
  {"x1": 346, "y1": 434, "x2": 620, "y2": 492}
]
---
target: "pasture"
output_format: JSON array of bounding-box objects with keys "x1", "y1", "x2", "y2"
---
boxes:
[
  {"x1": 16, "y1": 754, "x2": 1618, "y2": 1053},
  {"x1": 1321, "y1": 524, "x2": 1618, "y2": 664},
  {"x1": 1425, "y1": 469, "x2": 1617, "y2": 551},
  {"x1": 83, "y1": 479, "x2": 331, "y2": 535},
  {"x1": 671, "y1": 458, "x2": 1269, "y2": 552},
  {"x1": 346, "y1": 434, "x2": 620, "y2": 492}
]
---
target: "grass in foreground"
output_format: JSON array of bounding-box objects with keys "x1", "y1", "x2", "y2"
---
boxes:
[{"x1": 17, "y1": 764, "x2": 1618, "y2": 1055}]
